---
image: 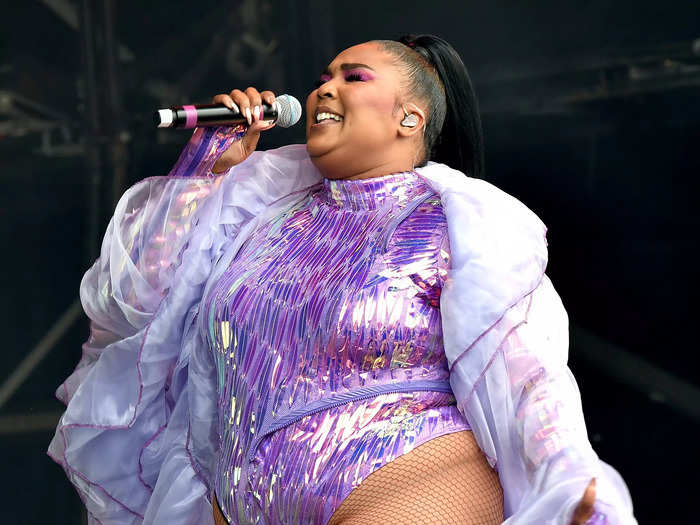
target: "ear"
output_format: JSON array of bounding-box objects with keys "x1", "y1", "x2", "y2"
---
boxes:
[{"x1": 397, "y1": 103, "x2": 426, "y2": 138}]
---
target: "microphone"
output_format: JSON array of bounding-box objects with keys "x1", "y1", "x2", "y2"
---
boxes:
[{"x1": 154, "y1": 94, "x2": 302, "y2": 129}]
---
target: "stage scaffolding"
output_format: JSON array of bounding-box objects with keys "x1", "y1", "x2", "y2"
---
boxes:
[{"x1": 2, "y1": 0, "x2": 699, "y2": 437}]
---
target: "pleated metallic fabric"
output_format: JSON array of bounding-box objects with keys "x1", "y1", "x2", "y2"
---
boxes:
[{"x1": 204, "y1": 172, "x2": 470, "y2": 524}]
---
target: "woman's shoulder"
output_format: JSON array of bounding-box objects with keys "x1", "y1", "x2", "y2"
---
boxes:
[
  {"x1": 416, "y1": 162, "x2": 547, "y2": 263},
  {"x1": 219, "y1": 144, "x2": 321, "y2": 199},
  {"x1": 416, "y1": 162, "x2": 546, "y2": 230},
  {"x1": 244, "y1": 143, "x2": 316, "y2": 173}
]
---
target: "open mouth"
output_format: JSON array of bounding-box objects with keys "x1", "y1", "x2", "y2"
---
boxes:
[{"x1": 313, "y1": 107, "x2": 344, "y2": 126}]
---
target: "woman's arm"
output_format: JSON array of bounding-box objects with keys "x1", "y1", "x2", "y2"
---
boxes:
[
  {"x1": 48, "y1": 101, "x2": 318, "y2": 523},
  {"x1": 418, "y1": 161, "x2": 635, "y2": 524},
  {"x1": 450, "y1": 276, "x2": 636, "y2": 524},
  {"x1": 48, "y1": 128, "x2": 242, "y2": 523}
]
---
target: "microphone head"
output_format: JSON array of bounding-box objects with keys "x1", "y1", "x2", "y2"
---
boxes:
[{"x1": 275, "y1": 94, "x2": 302, "y2": 128}]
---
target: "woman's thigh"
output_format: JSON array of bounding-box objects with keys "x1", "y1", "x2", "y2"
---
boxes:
[
  {"x1": 213, "y1": 493, "x2": 229, "y2": 525},
  {"x1": 328, "y1": 430, "x2": 503, "y2": 525}
]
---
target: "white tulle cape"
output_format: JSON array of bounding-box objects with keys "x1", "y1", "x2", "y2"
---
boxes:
[{"x1": 48, "y1": 130, "x2": 636, "y2": 525}]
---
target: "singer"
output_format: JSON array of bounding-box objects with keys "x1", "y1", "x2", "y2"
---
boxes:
[{"x1": 49, "y1": 35, "x2": 636, "y2": 525}]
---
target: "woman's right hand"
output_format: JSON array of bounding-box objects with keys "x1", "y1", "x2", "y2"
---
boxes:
[{"x1": 211, "y1": 87, "x2": 277, "y2": 173}]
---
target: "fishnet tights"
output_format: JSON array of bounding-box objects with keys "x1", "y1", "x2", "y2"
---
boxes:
[
  {"x1": 212, "y1": 431, "x2": 503, "y2": 525},
  {"x1": 328, "y1": 431, "x2": 504, "y2": 525}
]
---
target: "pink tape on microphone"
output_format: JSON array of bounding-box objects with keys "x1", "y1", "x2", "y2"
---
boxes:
[{"x1": 183, "y1": 105, "x2": 198, "y2": 129}]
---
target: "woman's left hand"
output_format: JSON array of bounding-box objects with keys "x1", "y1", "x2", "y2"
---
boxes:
[{"x1": 570, "y1": 478, "x2": 596, "y2": 524}]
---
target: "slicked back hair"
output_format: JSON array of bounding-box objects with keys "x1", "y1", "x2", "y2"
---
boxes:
[{"x1": 374, "y1": 35, "x2": 484, "y2": 179}]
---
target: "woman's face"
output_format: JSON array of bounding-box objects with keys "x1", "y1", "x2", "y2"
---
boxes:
[{"x1": 305, "y1": 42, "x2": 409, "y2": 179}]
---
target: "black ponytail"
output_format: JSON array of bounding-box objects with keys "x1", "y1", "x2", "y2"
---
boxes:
[{"x1": 375, "y1": 35, "x2": 484, "y2": 179}]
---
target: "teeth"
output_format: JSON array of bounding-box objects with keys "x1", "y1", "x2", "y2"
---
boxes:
[{"x1": 315, "y1": 112, "x2": 343, "y2": 123}]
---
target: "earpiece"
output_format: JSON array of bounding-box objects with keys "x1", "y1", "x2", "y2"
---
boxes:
[{"x1": 401, "y1": 113, "x2": 419, "y2": 128}]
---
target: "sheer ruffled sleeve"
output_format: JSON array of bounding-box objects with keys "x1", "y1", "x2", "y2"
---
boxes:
[
  {"x1": 48, "y1": 127, "x2": 320, "y2": 524},
  {"x1": 450, "y1": 276, "x2": 635, "y2": 524},
  {"x1": 417, "y1": 162, "x2": 637, "y2": 524}
]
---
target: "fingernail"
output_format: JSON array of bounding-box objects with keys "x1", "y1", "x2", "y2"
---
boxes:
[
  {"x1": 263, "y1": 120, "x2": 274, "y2": 127},
  {"x1": 259, "y1": 107, "x2": 265, "y2": 120},
  {"x1": 253, "y1": 106, "x2": 260, "y2": 121},
  {"x1": 245, "y1": 107, "x2": 252, "y2": 125},
  {"x1": 231, "y1": 102, "x2": 240, "y2": 114}
]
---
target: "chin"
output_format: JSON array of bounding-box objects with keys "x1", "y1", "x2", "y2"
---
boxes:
[{"x1": 305, "y1": 136, "x2": 333, "y2": 159}]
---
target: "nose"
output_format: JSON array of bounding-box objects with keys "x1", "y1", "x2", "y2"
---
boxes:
[{"x1": 317, "y1": 81, "x2": 336, "y2": 99}]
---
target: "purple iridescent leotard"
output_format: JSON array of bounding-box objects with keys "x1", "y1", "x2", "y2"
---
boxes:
[{"x1": 205, "y1": 172, "x2": 470, "y2": 524}]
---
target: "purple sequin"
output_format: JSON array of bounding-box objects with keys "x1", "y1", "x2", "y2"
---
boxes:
[{"x1": 205, "y1": 172, "x2": 470, "y2": 524}]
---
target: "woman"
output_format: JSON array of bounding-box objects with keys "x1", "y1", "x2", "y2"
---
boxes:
[{"x1": 48, "y1": 35, "x2": 636, "y2": 524}]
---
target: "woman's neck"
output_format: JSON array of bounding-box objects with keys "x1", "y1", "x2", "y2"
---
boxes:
[
  {"x1": 309, "y1": 143, "x2": 417, "y2": 181},
  {"x1": 320, "y1": 159, "x2": 414, "y2": 181}
]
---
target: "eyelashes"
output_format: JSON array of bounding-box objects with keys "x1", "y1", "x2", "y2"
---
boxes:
[
  {"x1": 313, "y1": 71, "x2": 371, "y2": 88},
  {"x1": 344, "y1": 72, "x2": 366, "y2": 82}
]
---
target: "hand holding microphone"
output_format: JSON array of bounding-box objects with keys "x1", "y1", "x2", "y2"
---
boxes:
[{"x1": 155, "y1": 87, "x2": 302, "y2": 173}]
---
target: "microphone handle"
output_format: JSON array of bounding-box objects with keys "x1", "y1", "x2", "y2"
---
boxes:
[{"x1": 155, "y1": 102, "x2": 278, "y2": 129}]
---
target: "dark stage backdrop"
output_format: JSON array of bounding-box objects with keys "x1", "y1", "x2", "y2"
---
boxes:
[{"x1": 1, "y1": 1, "x2": 698, "y2": 523}]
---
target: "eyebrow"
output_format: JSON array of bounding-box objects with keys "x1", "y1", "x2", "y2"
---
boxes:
[{"x1": 321, "y1": 63, "x2": 376, "y2": 76}]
